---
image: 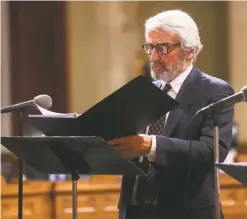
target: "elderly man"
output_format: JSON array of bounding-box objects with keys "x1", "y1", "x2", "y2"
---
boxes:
[{"x1": 108, "y1": 10, "x2": 234, "y2": 219}]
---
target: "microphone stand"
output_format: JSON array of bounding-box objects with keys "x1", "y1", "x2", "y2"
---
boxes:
[
  {"x1": 71, "y1": 171, "x2": 80, "y2": 219},
  {"x1": 1, "y1": 107, "x2": 28, "y2": 219},
  {"x1": 17, "y1": 110, "x2": 26, "y2": 219},
  {"x1": 205, "y1": 108, "x2": 221, "y2": 219}
]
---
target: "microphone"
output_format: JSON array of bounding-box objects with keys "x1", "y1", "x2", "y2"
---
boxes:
[
  {"x1": 195, "y1": 85, "x2": 247, "y2": 115},
  {"x1": 1, "y1": 94, "x2": 52, "y2": 114}
]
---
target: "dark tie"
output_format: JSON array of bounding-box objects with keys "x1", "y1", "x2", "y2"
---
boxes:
[{"x1": 135, "y1": 83, "x2": 172, "y2": 205}]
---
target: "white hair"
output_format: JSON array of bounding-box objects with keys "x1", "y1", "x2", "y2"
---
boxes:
[{"x1": 145, "y1": 10, "x2": 203, "y2": 62}]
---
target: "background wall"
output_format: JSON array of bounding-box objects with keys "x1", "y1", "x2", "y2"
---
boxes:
[
  {"x1": 1, "y1": 1, "x2": 12, "y2": 142},
  {"x1": 228, "y1": 1, "x2": 247, "y2": 145},
  {"x1": 66, "y1": 1, "x2": 140, "y2": 113}
]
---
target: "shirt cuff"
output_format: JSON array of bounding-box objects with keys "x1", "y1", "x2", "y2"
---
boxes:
[{"x1": 147, "y1": 135, "x2": 156, "y2": 162}]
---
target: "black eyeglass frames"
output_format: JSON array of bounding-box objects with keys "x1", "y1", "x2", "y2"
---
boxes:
[{"x1": 142, "y1": 42, "x2": 180, "y2": 55}]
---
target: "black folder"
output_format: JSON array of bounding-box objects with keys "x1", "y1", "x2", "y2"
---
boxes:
[
  {"x1": 27, "y1": 76, "x2": 178, "y2": 140},
  {"x1": 216, "y1": 162, "x2": 247, "y2": 186}
]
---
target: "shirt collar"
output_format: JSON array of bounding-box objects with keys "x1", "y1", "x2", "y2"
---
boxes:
[{"x1": 163, "y1": 64, "x2": 193, "y2": 94}]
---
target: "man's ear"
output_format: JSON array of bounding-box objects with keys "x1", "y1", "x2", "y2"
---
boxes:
[{"x1": 187, "y1": 49, "x2": 194, "y2": 60}]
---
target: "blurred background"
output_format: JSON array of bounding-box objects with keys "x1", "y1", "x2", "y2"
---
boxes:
[{"x1": 1, "y1": 1, "x2": 247, "y2": 219}]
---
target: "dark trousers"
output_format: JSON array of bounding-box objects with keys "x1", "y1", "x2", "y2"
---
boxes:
[
  {"x1": 188, "y1": 207, "x2": 225, "y2": 219},
  {"x1": 126, "y1": 205, "x2": 159, "y2": 219},
  {"x1": 126, "y1": 205, "x2": 225, "y2": 219}
]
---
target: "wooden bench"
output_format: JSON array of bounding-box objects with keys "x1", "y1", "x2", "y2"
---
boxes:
[
  {"x1": 1, "y1": 176, "x2": 53, "y2": 219},
  {"x1": 54, "y1": 176, "x2": 120, "y2": 219}
]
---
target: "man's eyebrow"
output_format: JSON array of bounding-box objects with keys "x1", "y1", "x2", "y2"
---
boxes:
[{"x1": 145, "y1": 42, "x2": 174, "y2": 45}]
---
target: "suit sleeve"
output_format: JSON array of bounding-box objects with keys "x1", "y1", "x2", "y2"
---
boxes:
[{"x1": 155, "y1": 84, "x2": 234, "y2": 170}]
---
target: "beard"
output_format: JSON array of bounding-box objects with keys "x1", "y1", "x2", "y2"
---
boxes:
[{"x1": 150, "y1": 53, "x2": 187, "y2": 82}]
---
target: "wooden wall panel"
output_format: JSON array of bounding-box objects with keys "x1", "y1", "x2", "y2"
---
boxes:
[{"x1": 8, "y1": 1, "x2": 68, "y2": 134}]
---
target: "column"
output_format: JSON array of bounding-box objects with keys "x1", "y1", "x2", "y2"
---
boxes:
[
  {"x1": 66, "y1": 2, "x2": 141, "y2": 112},
  {"x1": 1, "y1": 2, "x2": 12, "y2": 153},
  {"x1": 228, "y1": 1, "x2": 247, "y2": 145}
]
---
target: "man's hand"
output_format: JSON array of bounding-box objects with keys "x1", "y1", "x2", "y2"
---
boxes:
[{"x1": 108, "y1": 134, "x2": 152, "y2": 158}]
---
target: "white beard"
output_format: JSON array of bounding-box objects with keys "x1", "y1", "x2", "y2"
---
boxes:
[
  {"x1": 151, "y1": 69, "x2": 171, "y2": 82},
  {"x1": 150, "y1": 55, "x2": 186, "y2": 82}
]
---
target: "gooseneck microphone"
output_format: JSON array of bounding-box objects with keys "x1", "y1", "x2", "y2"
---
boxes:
[
  {"x1": 195, "y1": 85, "x2": 247, "y2": 115},
  {"x1": 0, "y1": 94, "x2": 52, "y2": 114}
]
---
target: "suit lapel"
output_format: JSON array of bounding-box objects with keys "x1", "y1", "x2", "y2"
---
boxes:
[{"x1": 164, "y1": 67, "x2": 200, "y2": 136}]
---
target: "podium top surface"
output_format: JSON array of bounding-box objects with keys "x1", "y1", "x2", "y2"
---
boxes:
[
  {"x1": 1, "y1": 136, "x2": 150, "y2": 176},
  {"x1": 216, "y1": 162, "x2": 247, "y2": 187}
]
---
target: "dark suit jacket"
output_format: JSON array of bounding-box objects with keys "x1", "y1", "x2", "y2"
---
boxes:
[{"x1": 118, "y1": 66, "x2": 234, "y2": 219}]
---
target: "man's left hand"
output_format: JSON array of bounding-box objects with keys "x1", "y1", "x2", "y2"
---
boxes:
[{"x1": 108, "y1": 135, "x2": 152, "y2": 158}]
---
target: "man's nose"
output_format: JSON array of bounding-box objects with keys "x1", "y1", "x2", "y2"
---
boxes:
[{"x1": 150, "y1": 48, "x2": 160, "y2": 62}]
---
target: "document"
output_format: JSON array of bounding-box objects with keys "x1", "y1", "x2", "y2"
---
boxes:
[{"x1": 35, "y1": 104, "x2": 80, "y2": 118}]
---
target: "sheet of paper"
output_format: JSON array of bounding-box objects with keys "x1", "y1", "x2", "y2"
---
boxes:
[
  {"x1": 223, "y1": 162, "x2": 247, "y2": 166},
  {"x1": 35, "y1": 104, "x2": 80, "y2": 118}
]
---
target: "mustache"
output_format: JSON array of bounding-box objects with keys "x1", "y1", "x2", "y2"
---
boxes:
[
  {"x1": 151, "y1": 61, "x2": 164, "y2": 66},
  {"x1": 151, "y1": 61, "x2": 166, "y2": 69}
]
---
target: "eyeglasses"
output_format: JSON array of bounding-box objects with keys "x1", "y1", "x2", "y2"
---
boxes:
[{"x1": 142, "y1": 42, "x2": 180, "y2": 55}]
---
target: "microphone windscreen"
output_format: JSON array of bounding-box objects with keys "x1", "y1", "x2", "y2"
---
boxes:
[{"x1": 34, "y1": 94, "x2": 52, "y2": 109}]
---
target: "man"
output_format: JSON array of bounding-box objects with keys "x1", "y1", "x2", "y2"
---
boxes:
[{"x1": 108, "y1": 10, "x2": 234, "y2": 219}]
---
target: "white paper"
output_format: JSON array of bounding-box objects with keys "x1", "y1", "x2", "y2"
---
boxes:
[
  {"x1": 35, "y1": 104, "x2": 80, "y2": 118},
  {"x1": 223, "y1": 162, "x2": 247, "y2": 166}
]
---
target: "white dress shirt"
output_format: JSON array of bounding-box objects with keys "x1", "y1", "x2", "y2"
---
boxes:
[
  {"x1": 148, "y1": 64, "x2": 193, "y2": 162},
  {"x1": 131, "y1": 64, "x2": 193, "y2": 204}
]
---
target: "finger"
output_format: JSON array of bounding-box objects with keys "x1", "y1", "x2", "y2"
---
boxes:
[
  {"x1": 115, "y1": 144, "x2": 130, "y2": 152},
  {"x1": 108, "y1": 137, "x2": 127, "y2": 145},
  {"x1": 115, "y1": 144, "x2": 136, "y2": 158},
  {"x1": 108, "y1": 135, "x2": 135, "y2": 145},
  {"x1": 118, "y1": 150, "x2": 134, "y2": 158}
]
